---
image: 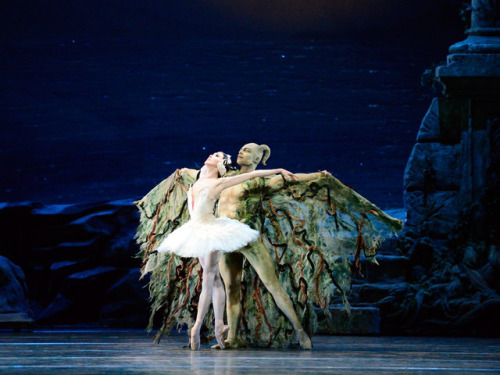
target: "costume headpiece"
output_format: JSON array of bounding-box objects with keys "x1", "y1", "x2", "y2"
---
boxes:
[
  {"x1": 258, "y1": 144, "x2": 271, "y2": 166},
  {"x1": 217, "y1": 153, "x2": 232, "y2": 177}
]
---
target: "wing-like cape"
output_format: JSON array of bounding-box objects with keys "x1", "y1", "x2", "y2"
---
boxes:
[{"x1": 135, "y1": 171, "x2": 403, "y2": 346}]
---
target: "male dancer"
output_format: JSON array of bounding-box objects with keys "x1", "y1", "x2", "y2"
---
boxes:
[{"x1": 215, "y1": 143, "x2": 328, "y2": 349}]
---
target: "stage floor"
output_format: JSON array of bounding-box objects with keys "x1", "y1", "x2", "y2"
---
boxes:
[{"x1": 0, "y1": 330, "x2": 499, "y2": 374}]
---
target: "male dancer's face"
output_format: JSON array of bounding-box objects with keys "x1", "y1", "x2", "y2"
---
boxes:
[{"x1": 236, "y1": 143, "x2": 260, "y2": 167}]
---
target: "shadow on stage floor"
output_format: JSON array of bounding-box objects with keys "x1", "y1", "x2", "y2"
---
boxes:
[{"x1": 0, "y1": 329, "x2": 499, "y2": 374}]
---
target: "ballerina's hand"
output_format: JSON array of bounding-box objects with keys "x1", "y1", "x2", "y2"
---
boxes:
[
  {"x1": 320, "y1": 170, "x2": 332, "y2": 178},
  {"x1": 280, "y1": 169, "x2": 298, "y2": 182}
]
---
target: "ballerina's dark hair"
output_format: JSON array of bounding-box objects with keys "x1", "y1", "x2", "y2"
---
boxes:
[{"x1": 217, "y1": 152, "x2": 237, "y2": 178}]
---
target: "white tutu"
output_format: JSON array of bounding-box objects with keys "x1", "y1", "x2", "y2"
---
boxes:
[
  {"x1": 157, "y1": 187, "x2": 259, "y2": 258},
  {"x1": 157, "y1": 216, "x2": 259, "y2": 257}
]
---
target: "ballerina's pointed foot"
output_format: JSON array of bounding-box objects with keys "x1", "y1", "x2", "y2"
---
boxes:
[
  {"x1": 297, "y1": 329, "x2": 312, "y2": 350},
  {"x1": 190, "y1": 329, "x2": 201, "y2": 351},
  {"x1": 214, "y1": 323, "x2": 230, "y2": 349}
]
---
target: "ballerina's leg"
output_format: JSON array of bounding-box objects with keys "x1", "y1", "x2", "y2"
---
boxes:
[
  {"x1": 190, "y1": 250, "x2": 221, "y2": 350},
  {"x1": 212, "y1": 266, "x2": 229, "y2": 349}
]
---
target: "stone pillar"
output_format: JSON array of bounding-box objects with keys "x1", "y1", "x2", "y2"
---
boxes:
[
  {"x1": 434, "y1": 0, "x2": 499, "y2": 227},
  {"x1": 470, "y1": 0, "x2": 499, "y2": 33},
  {"x1": 405, "y1": 0, "x2": 499, "y2": 239},
  {"x1": 400, "y1": 1, "x2": 500, "y2": 335},
  {"x1": 436, "y1": 0, "x2": 500, "y2": 94}
]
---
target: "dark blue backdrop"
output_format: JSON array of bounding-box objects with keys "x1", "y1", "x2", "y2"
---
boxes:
[{"x1": 0, "y1": 0, "x2": 464, "y2": 209}]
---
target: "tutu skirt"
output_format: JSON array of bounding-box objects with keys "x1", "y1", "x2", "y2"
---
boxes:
[{"x1": 157, "y1": 216, "x2": 259, "y2": 258}]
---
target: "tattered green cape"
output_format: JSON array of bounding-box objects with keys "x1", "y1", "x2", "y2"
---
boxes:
[{"x1": 135, "y1": 169, "x2": 402, "y2": 347}]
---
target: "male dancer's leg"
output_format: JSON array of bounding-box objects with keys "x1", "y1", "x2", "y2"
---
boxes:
[
  {"x1": 218, "y1": 252, "x2": 245, "y2": 346},
  {"x1": 243, "y1": 241, "x2": 312, "y2": 349}
]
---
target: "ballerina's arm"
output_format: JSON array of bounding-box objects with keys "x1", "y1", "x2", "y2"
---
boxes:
[{"x1": 264, "y1": 170, "x2": 332, "y2": 193}]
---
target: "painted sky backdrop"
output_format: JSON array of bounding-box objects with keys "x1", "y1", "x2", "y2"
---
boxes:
[{"x1": 1, "y1": 1, "x2": 465, "y2": 208}]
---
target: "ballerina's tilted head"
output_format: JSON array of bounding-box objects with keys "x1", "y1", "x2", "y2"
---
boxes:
[{"x1": 189, "y1": 151, "x2": 232, "y2": 208}]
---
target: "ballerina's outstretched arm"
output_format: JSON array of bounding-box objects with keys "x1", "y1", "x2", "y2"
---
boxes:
[{"x1": 214, "y1": 168, "x2": 297, "y2": 196}]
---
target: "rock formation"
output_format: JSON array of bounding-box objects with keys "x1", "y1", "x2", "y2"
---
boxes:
[
  {"x1": 0, "y1": 201, "x2": 149, "y2": 327},
  {"x1": 0, "y1": 255, "x2": 33, "y2": 329}
]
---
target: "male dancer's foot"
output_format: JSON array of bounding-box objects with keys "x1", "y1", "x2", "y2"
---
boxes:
[
  {"x1": 297, "y1": 329, "x2": 312, "y2": 350},
  {"x1": 211, "y1": 336, "x2": 247, "y2": 349}
]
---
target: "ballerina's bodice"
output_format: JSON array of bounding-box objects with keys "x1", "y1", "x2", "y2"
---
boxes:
[{"x1": 187, "y1": 187, "x2": 217, "y2": 222}]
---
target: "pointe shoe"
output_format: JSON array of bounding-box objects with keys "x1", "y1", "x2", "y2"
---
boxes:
[
  {"x1": 190, "y1": 330, "x2": 201, "y2": 351},
  {"x1": 297, "y1": 329, "x2": 312, "y2": 350},
  {"x1": 214, "y1": 324, "x2": 230, "y2": 349}
]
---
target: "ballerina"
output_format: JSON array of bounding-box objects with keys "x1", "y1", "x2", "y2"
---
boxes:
[{"x1": 156, "y1": 151, "x2": 297, "y2": 350}]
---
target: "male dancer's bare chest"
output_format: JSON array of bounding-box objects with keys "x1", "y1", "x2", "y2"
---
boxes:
[{"x1": 218, "y1": 184, "x2": 245, "y2": 219}]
